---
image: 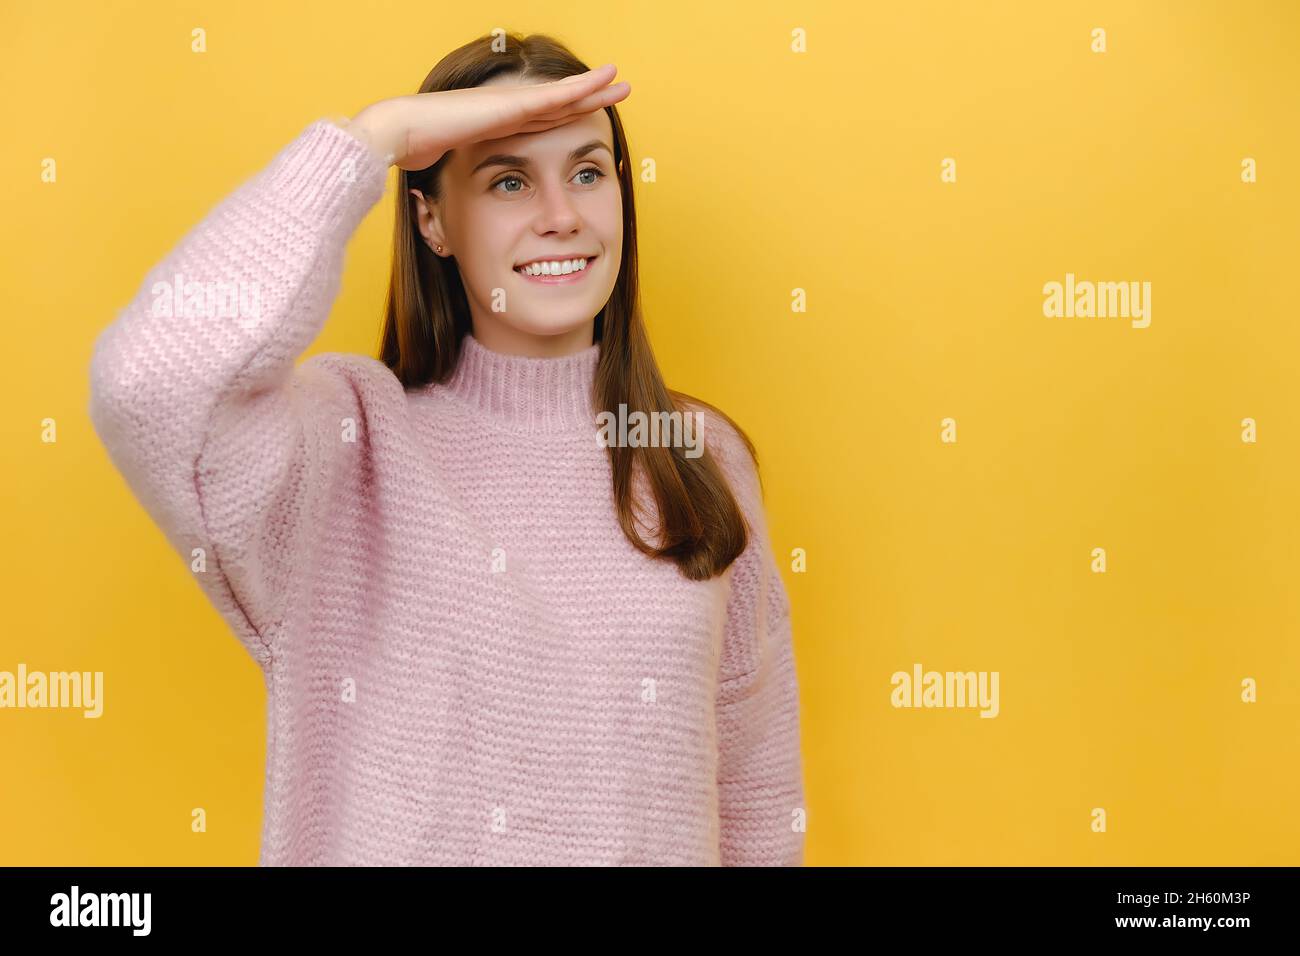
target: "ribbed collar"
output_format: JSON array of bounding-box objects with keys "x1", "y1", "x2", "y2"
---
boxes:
[{"x1": 437, "y1": 333, "x2": 602, "y2": 433}]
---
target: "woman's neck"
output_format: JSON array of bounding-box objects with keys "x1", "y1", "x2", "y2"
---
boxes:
[{"x1": 470, "y1": 315, "x2": 596, "y2": 359}]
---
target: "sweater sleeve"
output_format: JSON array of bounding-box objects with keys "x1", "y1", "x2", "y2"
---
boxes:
[
  {"x1": 87, "y1": 119, "x2": 390, "y2": 669},
  {"x1": 709, "y1": 415, "x2": 807, "y2": 866}
]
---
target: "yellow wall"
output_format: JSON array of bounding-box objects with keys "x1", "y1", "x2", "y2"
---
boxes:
[{"x1": 2, "y1": 1, "x2": 1297, "y2": 865}]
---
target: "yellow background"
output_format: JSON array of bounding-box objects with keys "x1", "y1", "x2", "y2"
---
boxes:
[{"x1": 2, "y1": 1, "x2": 1297, "y2": 865}]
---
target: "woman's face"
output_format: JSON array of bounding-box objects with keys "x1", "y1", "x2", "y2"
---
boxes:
[{"x1": 414, "y1": 73, "x2": 624, "y2": 356}]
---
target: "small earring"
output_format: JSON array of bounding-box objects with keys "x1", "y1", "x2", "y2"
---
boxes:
[{"x1": 435, "y1": 244, "x2": 443, "y2": 254}]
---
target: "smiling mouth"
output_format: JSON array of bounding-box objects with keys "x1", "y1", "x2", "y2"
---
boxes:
[{"x1": 513, "y1": 254, "x2": 598, "y2": 282}]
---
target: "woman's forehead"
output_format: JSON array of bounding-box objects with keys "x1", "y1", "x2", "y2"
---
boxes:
[{"x1": 454, "y1": 110, "x2": 615, "y2": 174}]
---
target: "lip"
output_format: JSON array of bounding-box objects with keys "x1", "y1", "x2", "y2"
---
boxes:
[{"x1": 513, "y1": 254, "x2": 598, "y2": 285}]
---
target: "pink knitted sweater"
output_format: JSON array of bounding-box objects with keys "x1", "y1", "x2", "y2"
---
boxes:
[{"x1": 87, "y1": 119, "x2": 805, "y2": 866}]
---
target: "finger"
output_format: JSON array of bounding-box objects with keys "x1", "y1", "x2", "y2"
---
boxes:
[
  {"x1": 554, "y1": 63, "x2": 616, "y2": 84},
  {"x1": 523, "y1": 83, "x2": 630, "y2": 125},
  {"x1": 567, "y1": 82, "x2": 630, "y2": 111},
  {"x1": 521, "y1": 64, "x2": 620, "y2": 112}
]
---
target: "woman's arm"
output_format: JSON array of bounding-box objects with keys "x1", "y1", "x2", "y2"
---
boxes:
[
  {"x1": 87, "y1": 120, "x2": 390, "y2": 667},
  {"x1": 709, "y1": 418, "x2": 808, "y2": 866}
]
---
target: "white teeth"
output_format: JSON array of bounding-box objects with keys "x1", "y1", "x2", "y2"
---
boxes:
[{"x1": 516, "y1": 257, "x2": 588, "y2": 276}]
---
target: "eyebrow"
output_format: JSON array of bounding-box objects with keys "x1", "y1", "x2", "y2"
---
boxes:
[{"x1": 470, "y1": 140, "x2": 614, "y2": 176}]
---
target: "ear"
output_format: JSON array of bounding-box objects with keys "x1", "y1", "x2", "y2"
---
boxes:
[{"x1": 408, "y1": 188, "x2": 448, "y2": 255}]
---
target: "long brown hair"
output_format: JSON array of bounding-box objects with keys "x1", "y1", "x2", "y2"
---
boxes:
[{"x1": 378, "y1": 31, "x2": 758, "y2": 581}]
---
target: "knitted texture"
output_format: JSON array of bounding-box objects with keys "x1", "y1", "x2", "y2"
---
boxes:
[{"x1": 87, "y1": 119, "x2": 805, "y2": 866}]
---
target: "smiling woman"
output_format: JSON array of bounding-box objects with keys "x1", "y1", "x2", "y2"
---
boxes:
[
  {"x1": 87, "y1": 30, "x2": 806, "y2": 868},
  {"x1": 372, "y1": 39, "x2": 761, "y2": 586}
]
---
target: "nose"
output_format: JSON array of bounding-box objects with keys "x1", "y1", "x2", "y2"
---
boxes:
[{"x1": 531, "y1": 179, "x2": 582, "y2": 235}]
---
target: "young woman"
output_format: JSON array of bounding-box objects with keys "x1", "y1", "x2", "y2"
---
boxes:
[{"x1": 89, "y1": 32, "x2": 805, "y2": 866}]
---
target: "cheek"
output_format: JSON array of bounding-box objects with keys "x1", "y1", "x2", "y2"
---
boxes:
[
  {"x1": 590, "y1": 194, "x2": 623, "y2": 251},
  {"x1": 454, "y1": 220, "x2": 515, "y2": 281}
]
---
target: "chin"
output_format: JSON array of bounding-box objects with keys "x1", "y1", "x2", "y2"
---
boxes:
[{"x1": 501, "y1": 312, "x2": 597, "y2": 338}]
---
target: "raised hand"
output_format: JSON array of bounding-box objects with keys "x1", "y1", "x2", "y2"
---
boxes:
[{"x1": 341, "y1": 64, "x2": 630, "y2": 171}]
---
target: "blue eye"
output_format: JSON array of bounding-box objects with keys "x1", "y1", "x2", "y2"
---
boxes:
[{"x1": 491, "y1": 167, "x2": 607, "y2": 194}]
